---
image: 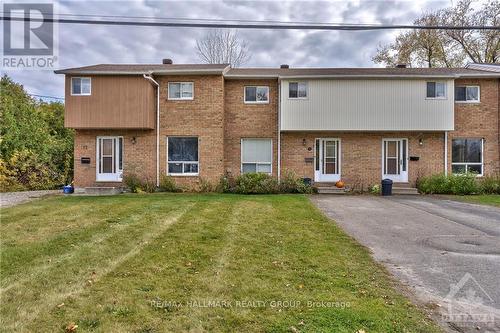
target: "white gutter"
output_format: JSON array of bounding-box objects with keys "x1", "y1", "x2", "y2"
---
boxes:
[
  {"x1": 143, "y1": 74, "x2": 160, "y2": 187},
  {"x1": 444, "y1": 131, "x2": 448, "y2": 176}
]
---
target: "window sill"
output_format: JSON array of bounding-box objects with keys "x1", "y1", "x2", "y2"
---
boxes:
[
  {"x1": 244, "y1": 101, "x2": 269, "y2": 104},
  {"x1": 455, "y1": 101, "x2": 480, "y2": 104},
  {"x1": 167, "y1": 173, "x2": 199, "y2": 177},
  {"x1": 168, "y1": 98, "x2": 194, "y2": 101},
  {"x1": 71, "y1": 93, "x2": 91, "y2": 96},
  {"x1": 288, "y1": 97, "x2": 308, "y2": 100},
  {"x1": 425, "y1": 97, "x2": 447, "y2": 100}
]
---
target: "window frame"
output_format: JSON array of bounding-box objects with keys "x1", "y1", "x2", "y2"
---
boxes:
[
  {"x1": 455, "y1": 85, "x2": 480, "y2": 103},
  {"x1": 244, "y1": 86, "x2": 270, "y2": 104},
  {"x1": 71, "y1": 77, "x2": 91, "y2": 96},
  {"x1": 240, "y1": 138, "x2": 273, "y2": 175},
  {"x1": 288, "y1": 81, "x2": 308, "y2": 99},
  {"x1": 451, "y1": 138, "x2": 484, "y2": 177},
  {"x1": 167, "y1": 82, "x2": 194, "y2": 100},
  {"x1": 425, "y1": 81, "x2": 447, "y2": 100},
  {"x1": 166, "y1": 136, "x2": 199, "y2": 176}
]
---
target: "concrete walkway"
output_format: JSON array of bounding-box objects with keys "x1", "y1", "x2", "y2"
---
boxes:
[
  {"x1": 0, "y1": 190, "x2": 60, "y2": 208},
  {"x1": 311, "y1": 195, "x2": 500, "y2": 333}
]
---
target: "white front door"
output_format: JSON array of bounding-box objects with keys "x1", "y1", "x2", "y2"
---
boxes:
[
  {"x1": 96, "y1": 136, "x2": 123, "y2": 182},
  {"x1": 314, "y1": 138, "x2": 341, "y2": 182},
  {"x1": 382, "y1": 138, "x2": 408, "y2": 182}
]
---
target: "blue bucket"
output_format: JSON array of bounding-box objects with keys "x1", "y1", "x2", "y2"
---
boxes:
[{"x1": 63, "y1": 185, "x2": 74, "y2": 194}]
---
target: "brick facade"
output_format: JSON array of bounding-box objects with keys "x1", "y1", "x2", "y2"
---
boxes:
[{"x1": 72, "y1": 76, "x2": 499, "y2": 190}]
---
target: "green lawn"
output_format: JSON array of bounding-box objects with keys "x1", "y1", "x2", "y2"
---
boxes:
[
  {"x1": 0, "y1": 194, "x2": 441, "y2": 333},
  {"x1": 449, "y1": 194, "x2": 500, "y2": 207}
]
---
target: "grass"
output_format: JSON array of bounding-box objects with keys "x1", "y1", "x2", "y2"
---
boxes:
[
  {"x1": 448, "y1": 194, "x2": 500, "y2": 207},
  {"x1": 0, "y1": 193, "x2": 441, "y2": 333}
]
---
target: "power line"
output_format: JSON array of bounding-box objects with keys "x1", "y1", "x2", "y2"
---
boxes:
[
  {"x1": 1, "y1": 15, "x2": 498, "y2": 30},
  {"x1": 29, "y1": 93, "x2": 65, "y2": 100}
]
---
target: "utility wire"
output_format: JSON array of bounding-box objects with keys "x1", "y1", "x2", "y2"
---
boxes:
[
  {"x1": 1, "y1": 15, "x2": 498, "y2": 30},
  {"x1": 29, "y1": 94, "x2": 65, "y2": 100}
]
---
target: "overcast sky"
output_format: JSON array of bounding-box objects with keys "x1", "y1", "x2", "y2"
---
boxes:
[{"x1": 3, "y1": 0, "x2": 469, "y2": 99}]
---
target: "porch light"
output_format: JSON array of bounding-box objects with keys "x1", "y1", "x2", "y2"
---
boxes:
[
  {"x1": 419, "y1": 138, "x2": 424, "y2": 146},
  {"x1": 302, "y1": 138, "x2": 307, "y2": 146},
  {"x1": 131, "y1": 137, "x2": 137, "y2": 144}
]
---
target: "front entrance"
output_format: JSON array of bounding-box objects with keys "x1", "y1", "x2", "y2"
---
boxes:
[
  {"x1": 382, "y1": 138, "x2": 408, "y2": 182},
  {"x1": 315, "y1": 138, "x2": 341, "y2": 182},
  {"x1": 96, "y1": 136, "x2": 123, "y2": 182}
]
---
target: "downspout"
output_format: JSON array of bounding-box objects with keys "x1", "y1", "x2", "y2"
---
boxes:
[
  {"x1": 277, "y1": 78, "x2": 281, "y2": 180},
  {"x1": 143, "y1": 74, "x2": 160, "y2": 187},
  {"x1": 444, "y1": 131, "x2": 448, "y2": 176}
]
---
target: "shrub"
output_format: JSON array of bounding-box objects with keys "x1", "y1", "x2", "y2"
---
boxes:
[
  {"x1": 478, "y1": 174, "x2": 500, "y2": 194},
  {"x1": 417, "y1": 173, "x2": 478, "y2": 195},
  {"x1": 198, "y1": 177, "x2": 214, "y2": 193},
  {"x1": 368, "y1": 184, "x2": 380, "y2": 195},
  {"x1": 234, "y1": 173, "x2": 279, "y2": 194},
  {"x1": 123, "y1": 173, "x2": 143, "y2": 193},
  {"x1": 216, "y1": 174, "x2": 233, "y2": 193},
  {"x1": 141, "y1": 179, "x2": 157, "y2": 193},
  {"x1": 159, "y1": 174, "x2": 181, "y2": 192},
  {"x1": 279, "y1": 171, "x2": 314, "y2": 194},
  {"x1": 448, "y1": 173, "x2": 478, "y2": 195}
]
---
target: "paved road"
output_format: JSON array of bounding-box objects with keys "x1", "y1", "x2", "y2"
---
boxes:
[
  {"x1": 311, "y1": 195, "x2": 500, "y2": 333},
  {"x1": 0, "y1": 190, "x2": 60, "y2": 208}
]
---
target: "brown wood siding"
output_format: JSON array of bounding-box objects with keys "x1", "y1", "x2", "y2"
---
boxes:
[{"x1": 64, "y1": 75, "x2": 156, "y2": 129}]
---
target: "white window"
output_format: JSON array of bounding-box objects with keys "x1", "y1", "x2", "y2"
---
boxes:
[
  {"x1": 244, "y1": 86, "x2": 269, "y2": 103},
  {"x1": 241, "y1": 138, "x2": 272, "y2": 174},
  {"x1": 426, "y1": 81, "x2": 446, "y2": 99},
  {"x1": 71, "y1": 77, "x2": 91, "y2": 95},
  {"x1": 455, "y1": 86, "x2": 480, "y2": 103},
  {"x1": 289, "y1": 82, "x2": 308, "y2": 99},
  {"x1": 168, "y1": 82, "x2": 193, "y2": 100},
  {"x1": 452, "y1": 138, "x2": 483, "y2": 176},
  {"x1": 96, "y1": 136, "x2": 123, "y2": 182},
  {"x1": 167, "y1": 137, "x2": 198, "y2": 175}
]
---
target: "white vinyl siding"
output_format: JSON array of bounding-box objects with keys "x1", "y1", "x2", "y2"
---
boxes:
[
  {"x1": 71, "y1": 77, "x2": 91, "y2": 95},
  {"x1": 280, "y1": 79, "x2": 454, "y2": 131},
  {"x1": 241, "y1": 139, "x2": 272, "y2": 174},
  {"x1": 168, "y1": 82, "x2": 193, "y2": 100}
]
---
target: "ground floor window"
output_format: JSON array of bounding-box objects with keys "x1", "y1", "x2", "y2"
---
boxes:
[
  {"x1": 452, "y1": 138, "x2": 483, "y2": 175},
  {"x1": 241, "y1": 138, "x2": 272, "y2": 174},
  {"x1": 167, "y1": 137, "x2": 199, "y2": 175},
  {"x1": 96, "y1": 136, "x2": 123, "y2": 181}
]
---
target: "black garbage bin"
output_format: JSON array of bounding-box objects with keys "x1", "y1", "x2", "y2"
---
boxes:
[
  {"x1": 302, "y1": 177, "x2": 312, "y2": 186},
  {"x1": 381, "y1": 178, "x2": 393, "y2": 196}
]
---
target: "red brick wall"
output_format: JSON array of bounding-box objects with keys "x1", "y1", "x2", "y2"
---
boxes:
[
  {"x1": 73, "y1": 129, "x2": 155, "y2": 188},
  {"x1": 448, "y1": 79, "x2": 499, "y2": 175},
  {"x1": 224, "y1": 79, "x2": 279, "y2": 178},
  {"x1": 281, "y1": 132, "x2": 444, "y2": 188}
]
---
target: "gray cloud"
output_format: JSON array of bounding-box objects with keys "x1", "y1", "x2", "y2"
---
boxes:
[{"x1": 3, "y1": 0, "x2": 457, "y2": 99}]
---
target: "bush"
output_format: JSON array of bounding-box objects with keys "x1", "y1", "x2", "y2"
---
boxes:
[
  {"x1": 216, "y1": 174, "x2": 234, "y2": 193},
  {"x1": 123, "y1": 173, "x2": 143, "y2": 193},
  {"x1": 417, "y1": 173, "x2": 478, "y2": 195},
  {"x1": 368, "y1": 184, "x2": 380, "y2": 195},
  {"x1": 279, "y1": 171, "x2": 314, "y2": 194},
  {"x1": 234, "y1": 173, "x2": 279, "y2": 194},
  {"x1": 198, "y1": 177, "x2": 214, "y2": 193},
  {"x1": 159, "y1": 174, "x2": 181, "y2": 192},
  {"x1": 478, "y1": 174, "x2": 500, "y2": 194},
  {"x1": 141, "y1": 179, "x2": 157, "y2": 193}
]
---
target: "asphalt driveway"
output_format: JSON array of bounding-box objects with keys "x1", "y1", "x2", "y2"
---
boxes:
[{"x1": 311, "y1": 195, "x2": 500, "y2": 333}]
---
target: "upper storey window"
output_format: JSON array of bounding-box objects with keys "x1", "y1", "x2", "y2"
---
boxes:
[
  {"x1": 244, "y1": 86, "x2": 269, "y2": 104},
  {"x1": 71, "y1": 77, "x2": 91, "y2": 95},
  {"x1": 289, "y1": 82, "x2": 307, "y2": 99},
  {"x1": 168, "y1": 82, "x2": 193, "y2": 100},
  {"x1": 455, "y1": 86, "x2": 480, "y2": 103},
  {"x1": 426, "y1": 81, "x2": 446, "y2": 99}
]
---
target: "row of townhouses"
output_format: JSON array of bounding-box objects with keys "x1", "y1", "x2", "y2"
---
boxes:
[{"x1": 55, "y1": 61, "x2": 500, "y2": 191}]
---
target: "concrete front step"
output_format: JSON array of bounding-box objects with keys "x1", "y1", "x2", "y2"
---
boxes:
[
  {"x1": 316, "y1": 186, "x2": 347, "y2": 194},
  {"x1": 392, "y1": 187, "x2": 419, "y2": 195},
  {"x1": 82, "y1": 187, "x2": 123, "y2": 195}
]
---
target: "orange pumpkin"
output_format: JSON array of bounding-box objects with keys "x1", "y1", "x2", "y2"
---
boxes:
[{"x1": 335, "y1": 180, "x2": 345, "y2": 188}]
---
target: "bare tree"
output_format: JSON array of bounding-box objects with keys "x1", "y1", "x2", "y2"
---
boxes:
[
  {"x1": 196, "y1": 30, "x2": 251, "y2": 67},
  {"x1": 373, "y1": 0, "x2": 499, "y2": 67}
]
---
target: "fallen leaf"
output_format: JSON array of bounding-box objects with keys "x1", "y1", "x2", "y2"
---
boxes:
[
  {"x1": 65, "y1": 323, "x2": 78, "y2": 332},
  {"x1": 356, "y1": 330, "x2": 366, "y2": 333},
  {"x1": 57, "y1": 303, "x2": 65, "y2": 308}
]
